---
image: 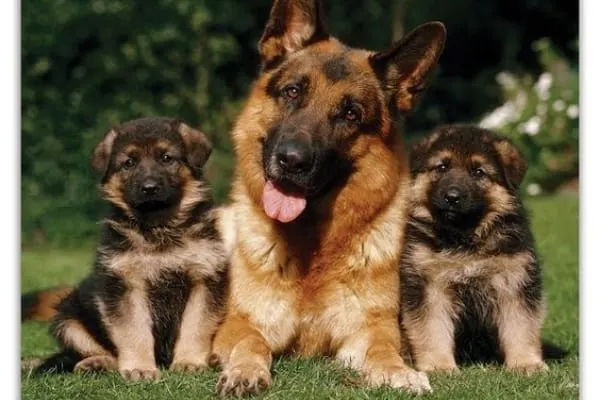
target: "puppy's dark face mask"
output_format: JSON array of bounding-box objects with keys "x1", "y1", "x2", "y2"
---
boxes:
[
  {"x1": 91, "y1": 117, "x2": 212, "y2": 227},
  {"x1": 426, "y1": 154, "x2": 489, "y2": 229},
  {"x1": 110, "y1": 137, "x2": 186, "y2": 222},
  {"x1": 409, "y1": 126, "x2": 528, "y2": 232}
]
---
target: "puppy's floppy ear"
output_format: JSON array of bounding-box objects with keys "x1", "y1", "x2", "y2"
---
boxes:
[
  {"x1": 176, "y1": 122, "x2": 212, "y2": 170},
  {"x1": 369, "y1": 21, "x2": 446, "y2": 115},
  {"x1": 493, "y1": 139, "x2": 528, "y2": 190},
  {"x1": 91, "y1": 129, "x2": 118, "y2": 175},
  {"x1": 258, "y1": 0, "x2": 329, "y2": 70}
]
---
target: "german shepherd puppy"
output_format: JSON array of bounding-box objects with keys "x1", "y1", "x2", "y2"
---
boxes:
[
  {"x1": 211, "y1": 0, "x2": 446, "y2": 396},
  {"x1": 400, "y1": 124, "x2": 548, "y2": 375},
  {"x1": 35, "y1": 117, "x2": 228, "y2": 381}
]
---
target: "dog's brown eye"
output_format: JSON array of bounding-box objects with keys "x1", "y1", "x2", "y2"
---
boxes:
[
  {"x1": 473, "y1": 167, "x2": 486, "y2": 178},
  {"x1": 161, "y1": 153, "x2": 173, "y2": 164},
  {"x1": 435, "y1": 163, "x2": 449, "y2": 173},
  {"x1": 283, "y1": 85, "x2": 300, "y2": 100},
  {"x1": 344, "y1": 109, "x2": 359, "y2": 122},
  {"x1": 123, "y1": 158, "x2": 136, "y2": 169}
]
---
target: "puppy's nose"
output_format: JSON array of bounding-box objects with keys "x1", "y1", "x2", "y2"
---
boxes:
[
  {"x1": 275, "y1": 140, "x2": 313, "y2": 173},
  {"x1": 444, "y1": 188, "x2": 461, "y2": 205},
  {"x1": 141, "y1": 180, "x2": 159, "y2": 196}
]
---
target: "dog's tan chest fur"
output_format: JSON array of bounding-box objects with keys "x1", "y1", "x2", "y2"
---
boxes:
[
  {"x1": 226, "y1": 186, "x2": 405, "y2": 356},
  {"x1": 410, "y1": 244, "x2": 533, "y2": 291},
  {"x1": 101, "y1": 237, "x2": 225, "y2": 286}
]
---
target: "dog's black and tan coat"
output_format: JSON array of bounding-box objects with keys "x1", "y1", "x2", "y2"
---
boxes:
[
  {"x1": 400, "y1": 124, "x2": 548, "y2": 375},
  {"x1": 211, "y1": 0, "x2": 446, "y2": 396},
  {"x1": 36, "y1": 117, "x2": 228, "y2": 381}
]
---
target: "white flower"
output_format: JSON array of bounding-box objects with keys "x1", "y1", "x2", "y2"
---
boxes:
[
  {"x1": 515, "y1": 91, "x2": 528, "y2": 111},
  {"x1": 553, "y1": 100, "x2": 566, "y2": 112},
  {"x1": 479, "y1": 101, "x2": 519, "y2": 129},
  {"x1": 521, "y1": 116, "x2": 541, "y2": 135},
  {"x1": 567, "y1": 104, "x2": 579, "y2": 119},
  {"x1": 496, "y1": 72, "x2": 518, "y2": 90},
  {"x1": 536, "y1": 104, "x2": 547, "y2": 116},
  {"x1": 527, "y1": 183, "x2": 542, "y2": 196},
  {"x1": 534, "y1": 72, "x2": 553, "y2": 99}
]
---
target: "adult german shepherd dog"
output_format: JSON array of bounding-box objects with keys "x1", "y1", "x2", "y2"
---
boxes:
[{"x1": 211, "y1": 0, "x2": 446, "y2": 396}]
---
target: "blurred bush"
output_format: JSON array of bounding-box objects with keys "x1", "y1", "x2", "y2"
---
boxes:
[
  {"x1": 479, "y1": 39, "x2": 579, "y2": 196},
  {"x1": 22, "y1": 0, "x2": 252, "y2": 246},
  {"x1": 21, "y1": 0, "x2": 578, "y2": 246}
]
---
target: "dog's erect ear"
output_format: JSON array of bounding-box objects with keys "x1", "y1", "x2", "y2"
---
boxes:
[
  {"x1": 258, "y1": 0, "x2": 329, "y2": 69},
  {"x1": 177, "y1": 122, "x2": 212, "y2": 170},
  {"x1": 369, "y1": 21, "x2": 446, "y2": 115},
  {"x1": 493, "y1": 139, "x2": 528, "y2": 190},
  {"x1": 91, "y1": 129, "x2": 118, "y2": 175}
]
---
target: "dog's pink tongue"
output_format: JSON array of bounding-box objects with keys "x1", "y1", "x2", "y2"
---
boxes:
[{"x1": 262, "y1": 180, "x2": 307, "y2": 223}]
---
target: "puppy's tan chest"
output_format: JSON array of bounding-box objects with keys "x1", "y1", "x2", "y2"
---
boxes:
[
  {"x1": 410, "y1": 246, "x2": 532, "y2": 289},
  {"x1": 103, "y1": 239, "x2": 224, "y2": 286}
]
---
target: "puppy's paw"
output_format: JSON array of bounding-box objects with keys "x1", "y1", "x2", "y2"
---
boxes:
[
  {"x1": 119, "y1": 368, "x2": 161, "y2": 382},
  {"x1": 416, "y1": 361, "x2": 459, "y2": 374},
  {"x1": 216, "y1": 362, "x2": 272, "y2": 397},
  {"x1": 365, "y1": 366, "x2": 432, "y2": 395},
  {"x1": 170, "y1": 361, "x2": 208, "y2": 373},
  {"x1": 507, "y1": 360, "x2": 549, "y2": 376},
  {"x1": 74, "y1": 355, "x2": 117, "y2": 373}
]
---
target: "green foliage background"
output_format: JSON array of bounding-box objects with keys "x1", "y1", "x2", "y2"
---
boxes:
[{"x1": 21, "y1": 0, "x2": 578, "y2": 246}]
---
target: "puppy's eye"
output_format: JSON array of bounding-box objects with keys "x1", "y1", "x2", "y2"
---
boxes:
[
  {"x1": 282, "y1": 85, "x2": 300, "y2": 100},
  {"x1": 161, "y1": 153, "x2": 173, "y2": 164},
  {"x1": 472, "y1": 167, "x2": 486, "y2": 178},
  {"x1": 343, "y1": 108, "x2": 361, "y2": 123},
  {"x1": 435, "y1": 163, "x2": 449, "y2": 173},
  {"x1": 123, "y1": 158, "x2": 136, "y2": 170}
]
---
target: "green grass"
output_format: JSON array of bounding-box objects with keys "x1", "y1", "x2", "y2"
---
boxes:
[{"x1": 20, "y1": 195, "x2": 579, "y2": 399}]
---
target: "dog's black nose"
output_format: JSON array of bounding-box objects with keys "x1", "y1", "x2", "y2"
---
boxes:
[
  {"x1": 275, "y1": 140, "x2": 313, "y2": 173},
  {"x1": 444, "y1": 188, "x2": 461, "y2": 205},
  {"x1": 142, "y1": 180, "x2": 159, "y2": 195}
]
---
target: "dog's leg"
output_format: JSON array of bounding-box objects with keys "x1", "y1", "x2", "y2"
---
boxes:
[
  {"x1": 54, "y1": 318, "x2": 111, "y2": 358},
  {"x1": 170, "y1": 285, "x2": 217, "y2": 372},
  {"x1": 403, "y1": 287, "x2": 458, "y2": 372},
  {"x1": 212, "y1": 315, "x2": 273, "y2": 397},
  {"x1": 336, "y1": 318, "x2": 432, "y2": 395},
  {"x1": 53, "y1": 318, "x2": 118, "y2": 373},
  {"x1": 496, "y1": 295, "x2": 548, "y2": 375},
  {"x1": 104, "y1": 289, "x2": 159, "y2": 381}
]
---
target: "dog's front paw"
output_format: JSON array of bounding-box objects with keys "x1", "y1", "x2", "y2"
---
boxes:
[
  {"x1": 365, "y1": 366, "x2": 432, "y2": 395},
  {"x1": 74, "y1": 355, "x2": 117, "y2": 373},
  {"x1": 216, "y1": 362, "x2": 272, "y2": 397},
  {"x1": 119, "y1": 368, "x2": 161, "y2": 382},
  {"x1": 507, "y1": 360, "x2": 549, "y2": 376}
]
